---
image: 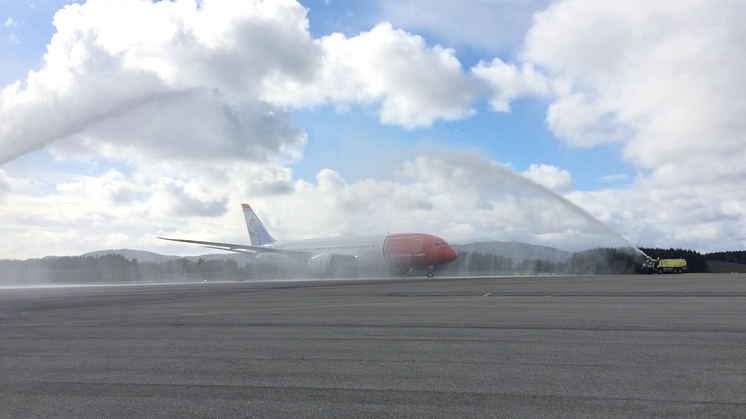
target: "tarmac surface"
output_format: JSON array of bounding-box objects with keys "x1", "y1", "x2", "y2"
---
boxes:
[{"x1": 1, "y1": 274, "x2": 746, "y2": 418}]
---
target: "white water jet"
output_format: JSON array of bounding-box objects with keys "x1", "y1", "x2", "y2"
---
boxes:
[{"x1": 404, "y1": 150, "x2": 647, "y2": 257}]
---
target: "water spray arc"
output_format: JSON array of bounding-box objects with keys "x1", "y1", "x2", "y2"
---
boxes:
[{"x1": 423, "y1": 151, "x2": 648, "y2": 258}]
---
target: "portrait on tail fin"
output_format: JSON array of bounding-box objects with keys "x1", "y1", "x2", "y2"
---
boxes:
[{"x1": 242, "y1": 203, "x2": 275, "y2": 246}]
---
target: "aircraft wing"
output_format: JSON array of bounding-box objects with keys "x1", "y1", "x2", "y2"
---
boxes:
[
  {"x1": 199, "y1": 245, "x2": 268, "y2": 261},
  {"x1": 158, "y1": 237, "x2": 310, "y2": 258},
  {"x1": 158, "y1": 237, "x2": 357, "y2": 262}
]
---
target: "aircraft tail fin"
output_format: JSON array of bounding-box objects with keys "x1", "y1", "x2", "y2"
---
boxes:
[{"x1": 242, "y1": 203, "x2": 276, "y2": 246}]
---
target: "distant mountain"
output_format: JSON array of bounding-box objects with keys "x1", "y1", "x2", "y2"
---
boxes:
[
  {"x1": 452, "y1": 241, "x2": 572, "y2": 264},
  {"x1": 82, "y1": 249, "x2": 247, "y2": 264}
]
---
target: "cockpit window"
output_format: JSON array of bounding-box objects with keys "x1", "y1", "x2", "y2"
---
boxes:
[{"x1": 433, "y1": 241, "x2": 450, "y2": 247}]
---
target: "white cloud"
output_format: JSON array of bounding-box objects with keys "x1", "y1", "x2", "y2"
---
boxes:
[
  {"x1": 149, "y1": 177, "x2": 229, "y2": 218},
  {"x1": 50, "y1": 91, "x2": 308, "y2": 164},
  {"x1": 104, "y1": 232, "x2": 129, "y2": 247},
  {"x1": 0, "y1": 169, "x2": 12, "y2": 201},
  {"x1": 266, "y1": 22, "x2": 478, "y2": 127},
  {"x1": 55, "y1": 169, "x2": 134, "y2": 204},
  {"x1": 521, "y1": 164, "x2": 574, "y2": 194},
  {"x1": 566, "y1": 179, "x2": 746, "y2": 253},
  {"x1": 0, "y1": 162, "x2": 238, "y2": 258},
  {"x1": 0, "y1": 0, "x2": 488, "y2": 166},
  {"x1": 523, "y1": 0, "x2": 746, "y2": 165},
  {"x1": 0, "y1": 0, "x2": 318, "y2": 165},
  {"x1": 22, "y1": 227, "x2": 84, "y2": 248},
  {"x1": 472, "y1": 58, "x2": 549, "y2": 112},
  {"x1": 512, "y1": 0, "x2": 746, "y2": 251},
  {"x1": 544, "y1": 93, "x2": 633, "y2": 147}
]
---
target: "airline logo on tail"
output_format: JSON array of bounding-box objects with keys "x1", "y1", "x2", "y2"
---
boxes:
[{"x1": 242, "y1": 203, "x2": 275, "y2": 246}]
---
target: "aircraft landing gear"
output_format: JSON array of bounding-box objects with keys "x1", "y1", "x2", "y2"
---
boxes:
[
  {"x1": 426, "y1": 271, "x2": 434, "y2": 278},
  {"x1": 399, "y1": 266, "x2": 414, "y2": 274}
]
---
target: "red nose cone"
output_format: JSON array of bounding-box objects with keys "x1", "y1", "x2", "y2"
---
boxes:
[
  {"x1": 383, "y1": 233, "x2": 458, "y2": 269},
  {"x1": 444, "y1": 246, "x2": 458, "y2": 263},
  {"x1": 428, "y1": 235, "x2": 457, "y2": 266},
  {"x1": 435, "y1": 241, "x2": 457, "y2": 265}
]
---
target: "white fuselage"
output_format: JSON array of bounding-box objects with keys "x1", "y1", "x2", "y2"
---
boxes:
[{"x1": 251, "y1": 236, "x2": 387, "y2": 271}]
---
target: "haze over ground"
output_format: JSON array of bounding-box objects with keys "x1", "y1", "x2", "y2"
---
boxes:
[{"x1": 1, "y1": 0, "x2": 745, "y2": 259}]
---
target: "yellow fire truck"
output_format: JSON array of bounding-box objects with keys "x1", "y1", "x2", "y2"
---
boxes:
[{"x1": 641, "y1": 257, "x2": 687, "y2": 274}]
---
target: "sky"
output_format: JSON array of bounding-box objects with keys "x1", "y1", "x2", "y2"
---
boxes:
[{"x1": 1, "y1": 0, "x2": 745, "y2": 259}]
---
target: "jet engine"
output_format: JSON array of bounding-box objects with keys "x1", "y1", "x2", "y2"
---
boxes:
[{"x1": 306, "y1": 253, "x2": 344, "y2": 276}]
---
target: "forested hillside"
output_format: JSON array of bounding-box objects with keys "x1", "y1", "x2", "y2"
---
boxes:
[
  {"x1": 705, "y1": 250, "x2": 746, "y2": 265},
  {"x1": 442, "y1": 247, "x2": 643, "y2": 275},
  {"x1": 0, "y1": 254, "x2": 272, "y2": 285},
  {"x1": 2, "y1": 245, "x2": 745, "y2": 285}
]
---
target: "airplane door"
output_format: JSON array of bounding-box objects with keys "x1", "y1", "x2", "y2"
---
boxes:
[{"x1": 413, "y1": 239, "x2": 422, "y2": 253}]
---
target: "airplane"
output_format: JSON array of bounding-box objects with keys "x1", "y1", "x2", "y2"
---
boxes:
[{"x1": 159, "y1": 203, "x2": 458, "y2": 278}]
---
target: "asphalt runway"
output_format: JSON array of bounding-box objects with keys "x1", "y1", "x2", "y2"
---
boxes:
[{"x1": 2, "y1": 274, "x2": 745, "y2": 418}]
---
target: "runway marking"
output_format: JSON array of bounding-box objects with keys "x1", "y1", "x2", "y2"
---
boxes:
[{"x1": 482, "y1": 292, "x2": 491, "y2": 297}]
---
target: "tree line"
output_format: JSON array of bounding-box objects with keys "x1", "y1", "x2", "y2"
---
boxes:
[
  {"x1": 1, "y1": 246, "x2": 744, "y2": 284},
  {"x1": 441, "y1": 247, "x2": 644, "y2": 275},
  {"x1": 0, "y1": 254, "x2": 276, "y2": 285},
  {"x1": 443, "y1": 246, "x2": 740, "y2": 275},
  {"x1": 704, "y1": 250, "x2": 746, "y2": 265}
]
